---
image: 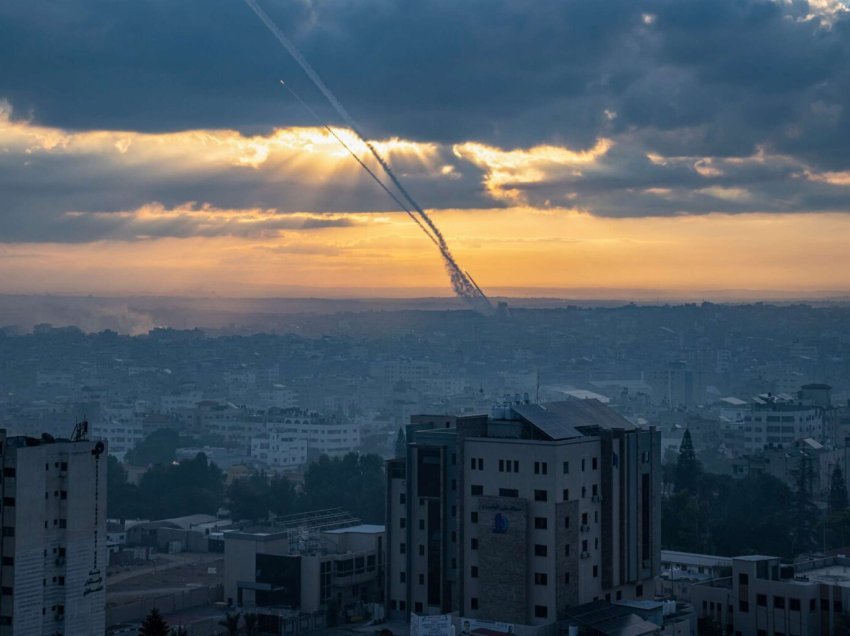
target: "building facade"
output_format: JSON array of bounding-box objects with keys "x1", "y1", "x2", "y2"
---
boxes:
[
  {"x1": 386, "y1": 399, "x2": 661, "y2": 626},
  {"x1": 0, "y1": 428, "x2": 107, "y2": 636}
]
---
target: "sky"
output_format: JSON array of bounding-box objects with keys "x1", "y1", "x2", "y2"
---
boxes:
[{"x1": 2, "y1": 0, "x2": 850, "y2": 299}]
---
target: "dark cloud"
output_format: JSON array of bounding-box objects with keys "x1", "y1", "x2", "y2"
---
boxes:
[
  {"x1": 2, "y1": 0, "x2": 850, "y2": 240},
  {"x1": 2, "y1": 0, "x2": 849, "y2": 166}
]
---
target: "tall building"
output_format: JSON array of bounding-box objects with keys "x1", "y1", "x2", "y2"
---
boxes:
[
  {"x1": 0, "y1": 426, "x2": 107, "y2": 636},
  {"x1": 386, "y1": 399, "x2": 661, "y2": 626}
]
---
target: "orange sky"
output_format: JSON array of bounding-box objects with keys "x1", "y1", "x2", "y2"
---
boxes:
[{"x1": 3, "y1": 109, "x2": 850, "y2": 299}]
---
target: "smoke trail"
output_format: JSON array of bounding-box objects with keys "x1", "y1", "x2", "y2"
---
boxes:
[
  {"x1": 279, "y1": 81, "x2": 441, "y2": 249},
  {"x1": 242, "y1": 0, "x2": 493, "y2": 314}
]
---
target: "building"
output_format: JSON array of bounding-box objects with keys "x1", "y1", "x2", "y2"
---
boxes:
[
  {"x1": 223, "y1": 510, "x2": 384, "y2": 616},
  {"x1": 386, "y1": 398, "x2": 661, "y2": 627},
  {"x1": 0, "y1": 426, "x2": 107, "y2": 635},
  {"x1": 692, "y1": 554, "x2": 850, "y2": 635},
  {"x1": 91, "y1": 417, "x2": 144, "y2": 460},
  {"x1": 251, "y1": 408, "x2": 361, "y2": 471},
  {"x1": 724, "y1": 393, "x2": 823, "y2": 456}
]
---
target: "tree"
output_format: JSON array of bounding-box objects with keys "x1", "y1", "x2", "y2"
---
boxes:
[
  {"x1": 107, "y1": 454, "x2": 142, "y2": 519},
  {"x1": 675, "y1": 429, "x2": 701, "y2": 493},
  {"x1": 219, "y1": 611, "x2": 241, "y2": 636},
  {"x1": 136, "y1": 452, "x2": 224, "y2": 519},
  {"x1": 830, "y1": 464, "x2": 848, "y2": 514},
  {"x1": 170, "y1": 628, "x2": 188, "y2": 636},
  {"x1": 394, "y1": 427, "x2": 406, "y2": 458},
  {"x1": 139, "y1": 608, "x2": 170, "y2": 636},
  {"x1": 269, "y1": 474, "x2": 297, "y2": 516},
  {"x1": 301, "y1": 452, "x2": 386, "y2": 523},
  {"x1": 792, "y1": 454, "x2": 820, "y2": 556},
  {"x1": 126, "y1": 428, "x2": 181, "y2": 466},
  {"x1": 228, "y1": 472, "x2": 272, "y2": 522}
]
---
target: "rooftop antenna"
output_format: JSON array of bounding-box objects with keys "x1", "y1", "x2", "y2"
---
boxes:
[{"x1": 71, "y1": 420, "x2": 89, "y2": 442}]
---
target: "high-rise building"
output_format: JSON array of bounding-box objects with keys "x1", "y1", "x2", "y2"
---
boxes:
[
  {"x1": 0, "y1": 427, "x2": 107, "y2": 636},
  {"x1": 386, "y1": 399, "x2": 661, "y2": 626}
]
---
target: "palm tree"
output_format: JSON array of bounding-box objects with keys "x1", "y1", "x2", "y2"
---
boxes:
[{"x1": 219, "y1": 611, "x2": 242, "y2": 636}]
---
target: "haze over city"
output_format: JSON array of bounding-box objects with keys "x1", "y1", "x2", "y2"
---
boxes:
[{"x1": 4, "y1": 1, "x2": 850, "y2": 636}]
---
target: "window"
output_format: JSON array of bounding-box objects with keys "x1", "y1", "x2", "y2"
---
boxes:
[
  {"x1": 564, "y1": 572, "x2": 570, "y2": 584},
  {"x1": 534, "y1": 605, "x2": 548, "y2": 618},
  {"x1": 564, "y1": 544, "x2": 570, "y2": 556},
  {"x1": 592, "y1": 484, "x2": 598, "y2": 497},
  {"x1": 581, "y1": 459, "x2": 586, "y2": 472},
  {"x1": 534, "y1": 461, "x2": 548, "y2": 475},
  {"x1": 419, "y1": 545, "x2": 425, "y2": 556},
  {"x1": 1, "y1": 527, "x2": 13, "y2": 538},
  {"x1": 2, "y1": 497, "x2": 13, "y2": 507},
  {"x1": 534, "y1": 517, "x2": 548, "y2": 529},
  {"x1": 499, "y1": 488, "x2": 519, "y2": 498},
  {"x1": 419, "y1": 519, "x2": 425, "y2": 530},
  {"x1": 400, "y1": 543, "x2": 406, "y2": 554},
  {"x1": 400, "y1": 518, "x2": 406, "y2": 529},
  {"x1": 471, "y1": 566, "x2": 478, "y2": 578},
  {"x1": 471, "y1": 538, "x2": 478, "y2": 550},
  {"x1": 563, "y1": 489, "x2": 570, "y2": 501},
  {"x1": 415, "y1": 602, "x2": 423, "y2": 613},
  {"x1": 0, "y1": 587, "x2": 11, "y2": 595},
  {"x1": 789, "y1": 598, "x2": 800, "y2": 611},
  {"x1": 499, "y1": 460, "x2": 505, "y2": 472},
  {"x1": 471, "y1": 484, "x2": 483, "y2": 496},
  {"x1": 592, "y1": 457, "x2": 598, "y2": 469},
  {"x1": 471, "y1": 598, "x2": 479, "y2": 610},
  {"x1": 399, "y1": 493, "x2": 406, "y2": 504},
  {"x1": 399, "y1": 572, "x2": 406, "y2": 583},
  {"x1": 774, "y1": 597, "x2": 785, "y2": 609},
  {"x1": 636, "y1": 584, "x2": 643, "y2": 597},
  {"x1": 535, "y1": 544, "x2": 547, "y2": 557},
  {"x1": 513, "y1": 460, "x2": 519, "y2": 472},
  {"x1": 581, "y1": 486, "x2": 587, "y2": 498},
  {"x1": 471, "y1": 511, "x2": 478, "y2": 523},
  {"x1": 756, "y1": 594, "x2": 767, "y2": 607},
  {"x1": 739, "y1": 600, "x2": 749, "y2": 612},
  {"x1": 534, "y1": 572, "x2": 548, "y2": 585},
  {"x1": 593, "y1": 565, "x2": 598, "y2": 577},
  {"x1": 563, "y1": 461, "x2": 569, "y2": 474},
  {"x1": 582, "y1": 539, "x2": 588, "y2": 552},
  {"x1": 419, "y1": 574, "x2": 425, "y2": 585},
  {"x1": 738, "y1": 573, "x2": 748, "y2": 585},
  {"x1": 534, "y1": 490, "x2": 548, "y2": 502}
]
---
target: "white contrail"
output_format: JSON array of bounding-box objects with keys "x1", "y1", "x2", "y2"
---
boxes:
[
  {"x1": 242, "y1": 0, "x2": 493, "y2": 313},
  {"x1": 279, "y1": 81, "x2": 440, "y2": 249}
]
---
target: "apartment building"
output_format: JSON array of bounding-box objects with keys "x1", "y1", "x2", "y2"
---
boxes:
[
  {"x1": 386, "y1": 399, "x2": 661, "y2": 627},
  {"x1": 692, "y1": 554, "x2": 850, "y2": 635},
  {"x1": 0, "y1": 426, "x2": 107, "y2": 636}
]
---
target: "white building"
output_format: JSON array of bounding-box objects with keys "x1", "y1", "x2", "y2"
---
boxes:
[
  {"x1": 0, "y1": 426, "x2": 107, "y2": 636},
  {"x1": 251, "y1": 408, "x2": 361, "y2": 471},
  {"x1": 724, "y1": 393, "x2": 823, "y2": 456},
  {"x1": 91, "y1": 418, "x2": 144, "y2": 460}
]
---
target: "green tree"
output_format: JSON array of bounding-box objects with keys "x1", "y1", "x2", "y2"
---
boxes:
[
  {"x1": 269, "y1": 474, "x2": 297, "y2": 516},
  {"x1": 675, "y1": 429, "x2": 701, "y2": 493},
  {"x1": 301, "y1": 452, "x2": 386, "y2": 523},
  {"x1": 792, "y1": 454, "x2": 820, "y2": 556},
  {"x1": 107, "y1": 454, "x2": 142, "y2": 519},
  {"x1": 126, "y1": 428, "x2": 181, "y2": 466},
  {"x1": 830, "y1": 464, "x2": 849, "y2": 514},
  {"x1": 139, "y1": 608, "x2": 170, "y2": 636},
  {"x1": 394, "y1": 427, "x2": 406, "y2": 458},
  {"x1": 228, "y1": 472, "x2": 272, "y2": 522},
  {"x1": 136, "y1": 453, "x2": 224, "y2": 519}
]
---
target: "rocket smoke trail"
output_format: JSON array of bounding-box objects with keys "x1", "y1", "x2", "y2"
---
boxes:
[
  {"x1": 279, "y1": 81, "x2": 440, "y2": 249},
  {"x1": 242, "y1": 0, "x2": 493, "y2": 314}
]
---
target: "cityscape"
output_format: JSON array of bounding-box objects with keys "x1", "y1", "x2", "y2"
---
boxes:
[{"x1": 4, "y1": 0, "x2": 850, "y2": 634}]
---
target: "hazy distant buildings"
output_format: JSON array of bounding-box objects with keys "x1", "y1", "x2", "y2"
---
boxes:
[
  {"x1": 0, "y1": 428, "x2": 107, "y2": 636},
  {"x1": 386, "y1": 398, "x2": 661, "y2": 626}
]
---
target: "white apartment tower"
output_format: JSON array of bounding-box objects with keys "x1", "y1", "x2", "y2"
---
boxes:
[
  {"x1": 0, "y1": 426, "x2": 107, "y2": 636},
  {"x1": 386, "y1": 399, "x2": 661, "y2": 626}
]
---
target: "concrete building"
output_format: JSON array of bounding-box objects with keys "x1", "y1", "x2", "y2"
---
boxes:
[
  {"x1": 223, "y1": 510, "x2": 384, "y2": 615},
  {"x1": 386, "y1": 399, "x2": 661, "y2": 627},
  {"x1": 91, "y1": 417, "x2": 143, "y2": 460},
  {"x1": 251, "y1": 408, "x2": 361, "y2": 471},
  {"x1": 724, "y1": 393, "x2": 823, "y2": 456},
  {"x1": 0, "y1": 427, "x2": 107, "y2": 635},
  {"x1": 692, "y1": 554, "x2": 850, "y2": 635}
]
